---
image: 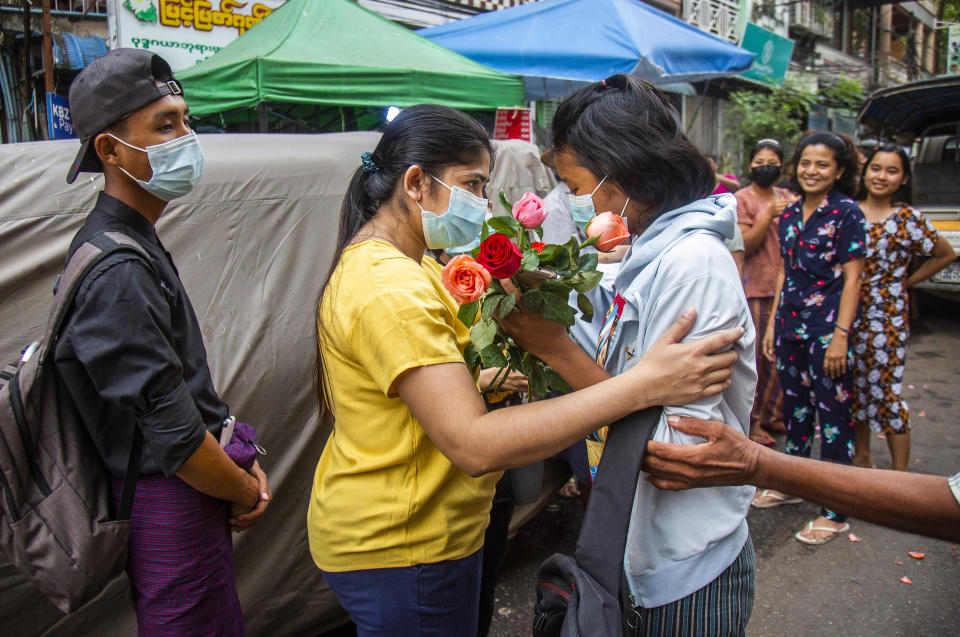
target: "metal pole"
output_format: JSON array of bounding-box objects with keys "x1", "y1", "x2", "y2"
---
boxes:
[
  {"x1": 257, "y1": 102, "x2": 268, "y2": 133},
  {"x1": 41, "y1": 0, "x2": 53, "y2": 94},
  {"x1": 21, "y1": 0, "x2": 32, "y2": 138}
]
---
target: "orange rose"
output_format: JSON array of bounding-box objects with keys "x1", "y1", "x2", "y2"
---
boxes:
[
  {"x1": 586, "y1": 211, "x2": 630, "y2": 252},
  {"x1": 442, "y1": 254, "x2": 492, "y2": 304}
]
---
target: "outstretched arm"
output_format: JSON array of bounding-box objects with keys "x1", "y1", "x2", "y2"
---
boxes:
[
  {"x1": 399, "y1": 311, "x2": 742, "y2": 477},
  {"x1": 642, "y1": 416, "x2": 960, "y2": 543}
]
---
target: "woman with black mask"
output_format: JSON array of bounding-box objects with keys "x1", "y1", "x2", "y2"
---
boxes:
[{"x1": 735, "y1": 139, "x2": 798, "y2": 448}]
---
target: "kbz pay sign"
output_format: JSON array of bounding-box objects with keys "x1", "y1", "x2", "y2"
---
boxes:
[{"x1": 46, "y1": 93, "x2": 76, "y2": 140}]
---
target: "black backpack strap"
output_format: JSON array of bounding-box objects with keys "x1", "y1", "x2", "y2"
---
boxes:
[
  {"x1": 574, "y1": 406, "x2": 662, "y2": 596},
  {"x1": 116, "y1": 427, "x2": 143, "y2": 521}
]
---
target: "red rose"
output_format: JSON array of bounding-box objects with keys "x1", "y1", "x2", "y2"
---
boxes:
[
  {"x1": 531, "y1": 242, "x2": 546, "y2": 254},
  {"x1": 476, "y1": 233, "x2": 523, "y2": 278}
]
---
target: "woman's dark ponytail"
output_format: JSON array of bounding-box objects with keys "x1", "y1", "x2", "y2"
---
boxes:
[{"x1": 314, "y1": 104, "x2": 492, "y2": 423}]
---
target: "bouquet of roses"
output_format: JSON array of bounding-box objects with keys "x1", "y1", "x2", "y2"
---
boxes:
[{"x1": 441, "y1": 191, "x2": 629, "y2": 399}]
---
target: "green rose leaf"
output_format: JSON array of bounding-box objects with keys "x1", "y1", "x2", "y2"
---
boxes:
[
  {"x1": 537, "y1": 244, "x2": 566, "y2": 266},
  {"x1": 487, "y1": 216, "x2": 520, "y2": 238},
  {"x1": 521, "y1": 250, "x2": 540, "y2": 272},
  {"x1": 526, "y1": 361, "x2": 549, "y2": 399},
  {"x1": 498, "y1": 191, "x2": 513, "y2": 215},
  {"x1": 538, "y1": 278, "x2": 573, "y2": 296},
  {"x1": 520, "y1": 288, "x2": 546, "y2": 314},
  {"x1": 463, "y1": 343, "x2": 481, "y2": 370},
  {"x1": 481, "y1": 293, "x2": 504, "y2": 320},
  {"x1": 507, "y1": 345, "x2": 524, "y2": 371},
  {"x1": 479, "y1": 344, "x2": 508, "y2": 368},
  {"x1": 576, "y1": 291, "x2": 595, "y2": 322},
  {"x1": 576, "y1": 252, "x2": 599, "y2": 273},
  {"x1": 470, "y1": 318, "x2": 498, "y2": 351},
  {"x1": 499, "y1": 292, "x2": 517, "y2": 317},
  {"x1": 544, "y1": 367, "x2": 572, "y2": 393},
  {"x1": 570, "y1": 270, "x2": 603, "y2": 293},
  {"x1": 534, "y1": 226, "x2": 544, "y2": 240},
  {"x1": 540, "y1": 296, "x2": 578, "y2": 327},
  {"x1": 457, "y1": 300, "x2": 479, "y2": 327}
]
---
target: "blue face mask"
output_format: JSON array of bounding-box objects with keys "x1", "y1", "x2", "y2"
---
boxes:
[
  {"x1": 567, "y1": 176, "x2": 607, "y2": 231},
  {"x1": 418, "y1": 174, "x2": 488, "y2": 250},
  {"x1": 109, "y1": 132, "x2": 205, "y2": 201}
]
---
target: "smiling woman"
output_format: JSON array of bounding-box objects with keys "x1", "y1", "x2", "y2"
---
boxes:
[
  {"x1": 851, "y1": 143, "x2": 957, "y2": 471},
  {"x1": 759, "y1": 131, "x2": 867, "y2": 544}
]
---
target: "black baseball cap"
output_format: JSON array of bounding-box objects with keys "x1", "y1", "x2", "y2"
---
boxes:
[{"x1": 66, "y1": 48, "x2": 184, "y2": 184}]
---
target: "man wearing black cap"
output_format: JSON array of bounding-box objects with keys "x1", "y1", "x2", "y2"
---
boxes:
[{"x1": 55, "y1": 49, "x2": 269, "y2": 635}]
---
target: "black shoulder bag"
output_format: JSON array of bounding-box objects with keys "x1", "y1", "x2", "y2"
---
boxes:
[{"x1": 533, "y1": 407, "x2": 661, "y2": 637}]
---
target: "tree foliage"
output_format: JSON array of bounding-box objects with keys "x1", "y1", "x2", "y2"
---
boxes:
[
  {"x1": 726, "y1": 80, "x2": 816, "y2": 165},
  {"x1": 726, "y1": 77, "x2": 864, "y2": 170}
]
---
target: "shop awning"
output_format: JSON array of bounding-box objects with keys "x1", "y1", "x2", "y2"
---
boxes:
[
  {"x1": 418, "y1": 0, "x2": 755, "y2": 99},
  {"x1": 177, "y1": 0, "x2": 524, "y2": 116}
]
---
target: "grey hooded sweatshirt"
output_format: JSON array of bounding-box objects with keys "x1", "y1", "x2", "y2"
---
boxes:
[{"x1": 573, "y1": 193, "x2": 758, "y2": 607}]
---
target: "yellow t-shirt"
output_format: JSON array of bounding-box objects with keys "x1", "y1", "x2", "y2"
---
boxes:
[{"x1": 307, "y1": 240, "x2": 500, "y2": 572}]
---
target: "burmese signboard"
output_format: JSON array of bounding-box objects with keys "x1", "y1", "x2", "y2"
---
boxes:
[
  {"x1": 739, "y1": 22, "x2": 794, "y2": 85},
  {"x1": 108, "y1": 0, "x2": 288, "y2": 71}
]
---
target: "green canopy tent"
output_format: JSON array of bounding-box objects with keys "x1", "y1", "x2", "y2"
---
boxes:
[{"x1": 178, "y1": 0, "x2": 525, "y2": 132}]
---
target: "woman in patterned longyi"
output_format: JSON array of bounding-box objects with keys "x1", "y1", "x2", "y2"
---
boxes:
[{"x1": 852, "y1": 144, "x2": 956, "y2": 471}]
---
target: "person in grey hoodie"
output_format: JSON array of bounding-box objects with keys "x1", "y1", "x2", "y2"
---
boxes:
[{"x1": 503, "y1": 74, "x2": 757, "y2": 635}]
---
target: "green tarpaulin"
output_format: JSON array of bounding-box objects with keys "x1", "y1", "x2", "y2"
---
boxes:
[{"x1": 178, "y1": 0, "x2": 525, "y2": 116}]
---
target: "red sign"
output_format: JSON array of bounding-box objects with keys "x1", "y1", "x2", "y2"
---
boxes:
[{"x1": 493, "y1": 107, "x2": 531, "y2": 143}]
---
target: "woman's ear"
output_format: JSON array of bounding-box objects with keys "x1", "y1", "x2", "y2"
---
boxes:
[{"x1": 402, "y1": 165, "x2": 427, "y2": 203}]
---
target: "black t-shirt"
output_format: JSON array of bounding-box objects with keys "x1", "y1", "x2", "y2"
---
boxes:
[{"x1": 54, "y1": 192, "x2": 228, "y2": 477}]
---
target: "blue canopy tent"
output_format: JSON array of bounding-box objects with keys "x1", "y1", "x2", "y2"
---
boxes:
[{"x1": 418, "y1": 0, "x2": 755, "y2": 99}]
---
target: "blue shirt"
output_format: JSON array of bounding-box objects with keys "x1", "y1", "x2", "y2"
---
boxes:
[{"x1": 776, "y1": 189, "x2": 866, "y2": 341}]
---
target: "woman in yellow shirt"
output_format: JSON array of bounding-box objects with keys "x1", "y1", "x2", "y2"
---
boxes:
[{"x1": 308, "y1": 104, "x2": 743, "y2": 635}]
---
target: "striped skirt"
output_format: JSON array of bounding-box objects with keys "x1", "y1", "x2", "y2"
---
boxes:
[{"x1": 622, "y1": 538, "x2": 755, "y2": 637}]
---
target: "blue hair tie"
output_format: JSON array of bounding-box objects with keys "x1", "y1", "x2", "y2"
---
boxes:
[{"x1": 361, "y1": 152, "x2": 379, "y2": 174}]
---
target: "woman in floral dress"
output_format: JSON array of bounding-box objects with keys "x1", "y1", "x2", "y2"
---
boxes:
[
  {"x1": 852, "y1": 143, "x2": 956, "y2": 471},
  {"x1": 758, "y1": 132, "x2": 866, "y2": 545}
]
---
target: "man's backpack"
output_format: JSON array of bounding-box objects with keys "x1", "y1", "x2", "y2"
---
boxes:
[
  {"x1": 0, "y1": 231, "x2": 146, "y2": 613},
  {"x1": 532, "y1": 407, "x2": 661, "y2": 637}
]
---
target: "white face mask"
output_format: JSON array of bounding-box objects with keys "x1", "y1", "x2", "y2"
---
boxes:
[{"x1": 108, "y1": 132, "x2": 205, "y2": 201}]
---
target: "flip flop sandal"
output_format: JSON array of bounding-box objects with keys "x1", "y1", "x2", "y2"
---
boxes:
[
  {"x1": 751, "y1": 489, "x2": 803, "y2": 508},
  {"x1": 795, "y1": 521, "x2": 850, "y2": 545}
]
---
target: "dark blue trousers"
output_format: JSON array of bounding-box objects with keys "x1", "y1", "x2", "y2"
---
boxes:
[
  {"x1": 321, "y1": 550, "x2": 483, "y2": 636},
  {"x1": 775, "y1": 333, "x2": 854, "y2": 522}
]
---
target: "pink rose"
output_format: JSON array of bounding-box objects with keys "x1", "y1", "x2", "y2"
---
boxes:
[
  {"x1": 586, "y1": 212, "x2": 630, "y2": 252},
  {"x1": 442, "y1": 255, "x2": 492, "y2": 304},
  {"x1": 511, "y1": 192, "x2": 548, "y2": 229}
]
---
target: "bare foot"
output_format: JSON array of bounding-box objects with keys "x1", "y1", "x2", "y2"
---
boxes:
[{"x1": 749, "y1": 427, "x2": 776, "y2": 447}]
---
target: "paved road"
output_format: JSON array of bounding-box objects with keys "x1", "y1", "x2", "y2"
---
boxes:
[{"x1": 489, "y1": 298, "x2": 960, "y2": 637}]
